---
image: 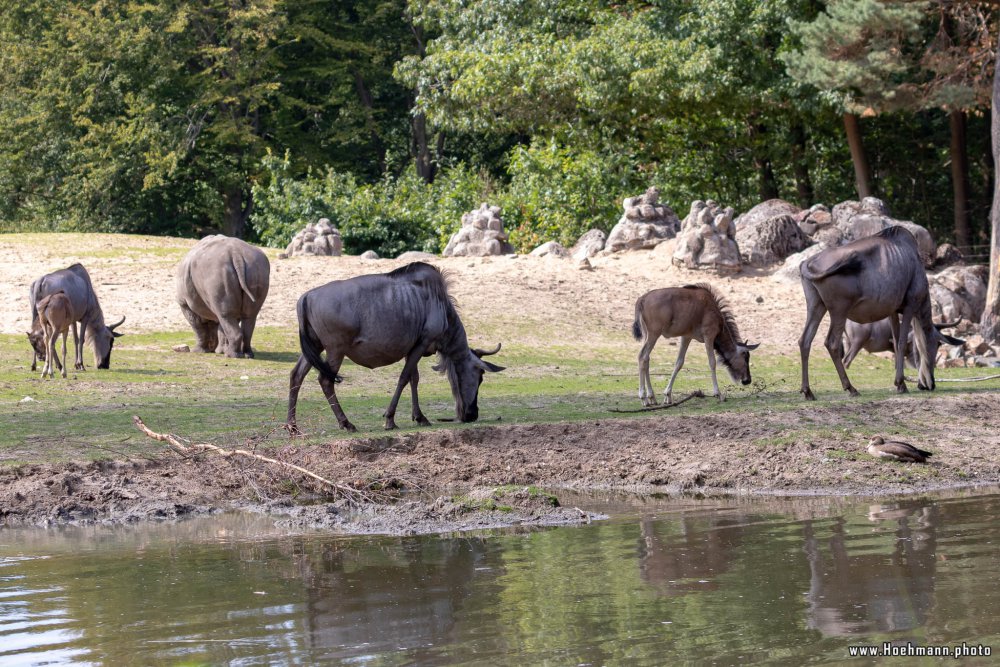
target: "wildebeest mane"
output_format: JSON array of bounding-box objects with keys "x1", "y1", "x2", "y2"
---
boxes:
[
  {"x1": 388, "y1": 261, "x2": 458, "y2": 310},
  {"x1": 682, "y1": 283, "x2": 743, "y2": 369}
]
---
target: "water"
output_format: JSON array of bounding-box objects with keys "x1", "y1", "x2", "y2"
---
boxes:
[{"x1": 2, "y1": 491, "x2": 1000, "y2": 666}]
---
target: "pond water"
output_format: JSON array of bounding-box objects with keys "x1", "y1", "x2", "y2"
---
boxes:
[{"x1": 2, "y1": 490, "x2": 999, "y2": 666}]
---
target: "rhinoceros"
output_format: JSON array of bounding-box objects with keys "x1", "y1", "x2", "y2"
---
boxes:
[{"x1": 176, "y1": 235, "x2": 270, "y2": 358}]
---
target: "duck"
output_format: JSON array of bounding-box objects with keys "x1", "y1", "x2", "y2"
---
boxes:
[{"x1": 867, "y1": 436, "x2": 933, "y2": 463}]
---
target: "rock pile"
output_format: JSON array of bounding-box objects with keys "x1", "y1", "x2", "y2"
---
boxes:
[
  {"x1": 281, "y1": 218, "x2": 343, "y2": 258},
  {"x1": 929, "y1": 265, "x2": 989, "y2": 330},
  {"x1": 605, "y1": 187, "x2": 680, "y2": 253},
  {"x1": 672, "y1": 201, "x2": 741, "y2": 273},
  {"x1": 733, "y1": 199, "x2": 811, "y2": 267},
  {"x1": 443, "y1": 204, "x2": 514, "y2": 257}
]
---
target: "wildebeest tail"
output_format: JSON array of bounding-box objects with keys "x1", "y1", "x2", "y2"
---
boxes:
[
  {"x1": 296, "y1": 294, "x2": 342, "y2": 384},
  {"x1": 800, "y1": 252, "x2": 863, "y2": 281},
  {"x1": 233, "y1": 256, "x2": 256, "y2": 302},
  {"x1": 632, "y1": 296, "x2": 644, "y2": 341}
]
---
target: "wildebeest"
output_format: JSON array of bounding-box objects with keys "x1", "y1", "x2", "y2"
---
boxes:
[
  {"x1": 176, "y1": 235, "x2": 270, "y2": 358},
  {"x1": 29, "y1": 263, "x2": 125, "y2": 370},
  {"x1": 798, "y1": 225, "x2": 938, "y2": 400},
  {"x1": 286, "y1": 262, "x2": 504, "y2": 432},
  {"x1": 842, "y1": 318, "x2": 964, "y2": 369},
  {"x1": 36, "y1": 291, "x2": 76, "y2": 379},
  {"x1": 632, "y1": 284, "x2": 759, "y2": 405},
  {"x1": 27, "y1": 318, "x2": 51, "y2": 372}
]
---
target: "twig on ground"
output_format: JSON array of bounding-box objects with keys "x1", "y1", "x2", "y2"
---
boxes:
[
  {"x1": 132, "y1": 415, "x2": 370, "y2": 504},
  {"x1": 609, "y1": 390, "x2": 707, "y2": 413},
  {"x1": 904, "y1": 374, "x2": 1000, "y2": 383}
]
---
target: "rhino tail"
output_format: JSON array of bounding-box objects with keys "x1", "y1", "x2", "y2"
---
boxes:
[
  {"x1": 296, "y1": 294, "x2": 342, "y2": 384},
  {"x1": 234, "y1": 256, "x2": 256, "y2": 303}
]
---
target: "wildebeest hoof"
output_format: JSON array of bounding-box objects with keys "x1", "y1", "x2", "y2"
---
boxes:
[
  {"x1": 341, "y1": 421, "x2": 357, "y2": 432},
  {"x1": 384, "y1": 420, "x2": 398, "y2": 430},
  {"x1": 802, "y1": 388, "x2": 816, "y2": 401},
  {"x1": 76, "y1": 363, "x2": 86, "y2": 371},
  {"x1": 285, "y1": 423, "x2": 304, "y2": 437},
  {"x1": 896, "y1": 384, "x2": 908, "y2": 394},
  {"x1": 414, "y1": 415, "x2": 432, "y2": 426}
]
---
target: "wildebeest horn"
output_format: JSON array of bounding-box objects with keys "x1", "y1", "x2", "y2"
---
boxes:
[
  {"x1": 108, "y1": 316, "x2": 125, "y2": 331},
  {"x1": 934, "y1": 320, "x2": 961, "y2": 330},
  {"x1": 472, "y1": 343, "x2": 501, "y2": 358}
]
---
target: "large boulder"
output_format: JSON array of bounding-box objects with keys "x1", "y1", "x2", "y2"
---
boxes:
[
  {"x1": 831, "y1": 197, "x2": 935, "y2": 266},
  {"x1": 672, "y1": 200, "x2": 741, "y2": 274},
  {"x1": 396, "y1": 250, "x2": 438, "y2": 262},
  {"x1": 605, "y1": 187, "x2": 680, "y2": 252},
  {"x1": 734, "y1": 199, "x2": 802, "y2": 232},
  {"x1": 443, "y1": 203, "x2": 515, "y2": 257},
  {"x1": 571, "y1": 229, "x2": 607, "y2": 261},
  {"x1": 735, "y1": 213, "x2": 812, "y2": 267},
  {"x1": 284, "y1": 218, "x2": 343, "y2": 257},
  {"x1": 530, "y1": 241, "x2": 570, "y2": 258},
  {"x1": 928, "y1": 264, "x2": 989, "y2": 329},
  {"x1": 772, "y1": 243, "x2": 827, "y2": 285}
]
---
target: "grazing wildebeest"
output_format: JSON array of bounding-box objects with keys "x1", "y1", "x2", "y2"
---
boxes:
[
  {"x1": 36, "y1": 291, "x2": 77, "y2": 379},
  {"x1": 798, "y1": 225, "x2": 938, "y2": 400},
  {"x1": 287, "y1": 262, "x2": 504, "y2": 432},
  {"x1": 632, "y1": 284, "x2": 759, "y2": 406},
  {"x1": 30, "y1": 263, "x2": 125, "y2": 370},
  {"x1": 842, "y1": 318, "x2": 964, "y2": 369},
  {"x1": 176, "y1": 235, "x2": 270, "y2": 358}
]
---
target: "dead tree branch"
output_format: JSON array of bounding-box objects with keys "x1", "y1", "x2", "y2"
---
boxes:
[{"x1": 609, "y1": 390, "x2": 707, "y2": 413}]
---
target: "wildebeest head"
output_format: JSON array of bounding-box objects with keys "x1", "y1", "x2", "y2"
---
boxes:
[
  {"x1": 436, "y1": 343, "x2": 504, "y2": 422},
  {"x1": 94, "y1": 316, "x2": 126, "y2": 369},
  {"x1": 27, "y1": 327, "x2": 47, "y2": 360},
  {"x1": 722, "y1": 341, "x2": 760, "y2": 386}
]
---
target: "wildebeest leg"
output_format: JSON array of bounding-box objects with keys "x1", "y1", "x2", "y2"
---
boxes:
[
  {"x1": 58, "y1": 327, "x2": 68, "y2": 378},
  {"x1": 384, "y1": 346, "x2": 428, "y2": 430},
  {"x1": 842, "y1": 331, "x2": 863, "y2": 369},
  {"x1": 663, "y1": 337, "x2": 691, "y2": 405},
  {"x1": 75, "y1": 322, "x2": 86, "y2": 370},
  {"x1": 824, "y1": 315, "x2": 859, "y2": 397},
  {"x1": 637, "y1": 334, "x2": 658, "y2": 406},
  {"x1": 798, "y1": 282, "x2": 827, "y2": 401},
  {"x1": 240, "y1": 317, "x2": 256, "y2": 359},
  {"x1": 703, "y1": 337, "x2": 723, "y2": 401},
  {"x1": 408, "y1": 367, "x2": 432, "y2": 427},
  {"x1": 894, "y1": 311, "x2": 913, "y2": 394},
  {"x1": 218, "y1": 316, "x2": 245, "y2": 358},
  {"x1": 318, "y1": 356, "x2": 355, "y2": 432},
  {"x1": 286, "y1": 355, "x2": 311, "y2": 435}
]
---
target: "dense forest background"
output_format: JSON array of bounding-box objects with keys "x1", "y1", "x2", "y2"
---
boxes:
[{"x1": 0, "y1": 0, "x2": 996, "y2": 257}]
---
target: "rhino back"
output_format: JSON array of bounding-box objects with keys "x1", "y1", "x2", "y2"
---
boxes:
[{"x1": 177, "y1": 237, "x2": 270, "y2": 319}]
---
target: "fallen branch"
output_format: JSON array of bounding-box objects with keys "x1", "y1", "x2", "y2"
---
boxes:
[
  {"x1": 904, "y1": 374, "x2": 1000, "y2": 384},
  {"x1": 132, "y1": 415, "x2": 369, "y2": 504},
  {"x1": 609, "y1": 390, "x2": 706, "y2": 413}
]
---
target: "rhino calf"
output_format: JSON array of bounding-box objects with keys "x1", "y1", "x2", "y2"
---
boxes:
[{"x1": 176, "y1": 235, "x2": 270, "y2": 358}]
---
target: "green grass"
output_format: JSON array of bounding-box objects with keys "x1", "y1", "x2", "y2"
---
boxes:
[{"x1": 3, "y1": 321, "x2": 999, "y2": 466}]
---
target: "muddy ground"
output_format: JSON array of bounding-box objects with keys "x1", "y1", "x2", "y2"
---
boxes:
[{"x1": 2, "y1": 392, "x2": 998, "y2": 532}]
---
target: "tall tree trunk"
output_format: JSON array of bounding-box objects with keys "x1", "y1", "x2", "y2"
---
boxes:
[
  {"x1": 222, "y1": 185, "x2": 251, "y2": 239},
  {"x1": 790, "y1": 121, "x2": 815, "y2": 208},
  {"x1": 749, "y1": 123, "x2": 779, "y2": 201},
  {"x1": 412, "y1": 111, "x2": 435, "y2": 183},
  {"x1": 354, "y1": 71, "x2": 387, "y2": 175},
  {"x1": 982, "y1": 29, "x2": 1000, "y2": 343},
  {"x1": 843, "y1": 113, "x2": 873, "y2": 199},
  {"x1": 949, "y1": 109, "x2": 972, "y2": 248}
]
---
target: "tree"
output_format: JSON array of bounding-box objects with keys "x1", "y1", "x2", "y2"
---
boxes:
[{"x1": 982, "y1": 16, "x2": 1000, "y2": 343}]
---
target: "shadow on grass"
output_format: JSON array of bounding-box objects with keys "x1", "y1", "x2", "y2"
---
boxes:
[{"x1": 252, "y1": 350, "x2": 301, "y2": 364}]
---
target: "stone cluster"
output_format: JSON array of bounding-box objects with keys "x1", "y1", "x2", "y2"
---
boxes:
[
  {"x1": 605, "y1": 187, "x2": 680, "y2": 253},
  {"x1": 443, "y1": 204, "x2": 514, "y2": 257},
  {"x1": 281, "y1": 218, "x2": 343, "y2": 258},
  {"x1": 672, "y1": 200, "x2": 741, "y2": 273}
]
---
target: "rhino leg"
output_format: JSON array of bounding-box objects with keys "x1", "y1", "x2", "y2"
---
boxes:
[
  {"x1": 240, "y1": 317, "x2": 257, "y2": 359},
  {"x1": 180, "y1": 304, "x2": 218, "y2": 353},
  {"x1": 218, "y1": 316, "x2": 245, "y2": 358}
]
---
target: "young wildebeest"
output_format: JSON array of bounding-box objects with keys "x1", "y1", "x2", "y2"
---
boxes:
[
  {"x1": 632, "y1": 284, "x2": 759, "y2": 406},
  {"x1": 842, "y1": 318, "x2": 964, "y2": 369},
  {"x1": 799, "y1": 225, "x2": 938, "y2": 400},
  {"x1": 36, "y1": 291, "x2": 77, "y2": 379},
  {"x1": 30, "y1": 263, "x2": 124, "y2": 370},
  {"x1": 287, "y1": 262, "x2": 504, "y2": 433},
  {"x1": 27, "y1": 318, "x2": 55, "y2": 372}
]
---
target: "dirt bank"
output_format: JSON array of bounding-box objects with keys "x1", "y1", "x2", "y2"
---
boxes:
[{"x1": 3, "y1": 393, "x2": 999, "y2": 532}]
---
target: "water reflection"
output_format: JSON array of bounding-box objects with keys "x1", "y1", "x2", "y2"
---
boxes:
[
  {"x1": 803, "y1": 500, "x2": 938, "y2": 636},
  {"x1": 0, "y1": 492, "x2": 999, "y2": 665}
]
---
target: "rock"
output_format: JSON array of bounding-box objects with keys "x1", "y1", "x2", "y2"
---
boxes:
[
  {"x1": 831, "y1": 197, "x2": 935, "y2": 266},
  {"x1": 933, "y1": 243, "x2": 963, "y2": 269},
  {"x1": 735, "y1": 213, "x2": 811, "y2": 267},
  {"x1": 277, "y1": 252, "x2": 289, "y2": 260},
  {"x1": 284, "y1": 218, "x2": 343, "y2": 257},
  {"x1": 772, "y1": 244, "x2": 826, "y2": 285},
  {"x1": 605, "y1": 186, "x2": 680, "y2": 252},
  {"x1": 734, "y1": 199, "x2": 802, "y2": 232},
  {"x1": 671, "y1": 200, "x2": 741, "y2": 274},
  {"x1": 577, "y1": 257, "x2": 593, "y2": 271},
  {"x1": 928, "y1": 265, "x2": 988, "y2": 328},
  {"x1": 443, "y1": 203, "x2": 515, "y2": 257},
  {"x1": 172, "y1": 344, "x2": 190, "y2": 353},
  {"x1": 360, "y1": 250, "x2": 380, "y2": 260},
  {"x1": 571, "y1": 229, "x2": 607, "y2": 261},
  {"x1": 530, "y1": 241, "x2": 569, "y2": 258},
  {"x1": 396, "y1": 251, "x2": 438, "y2": 262}
]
